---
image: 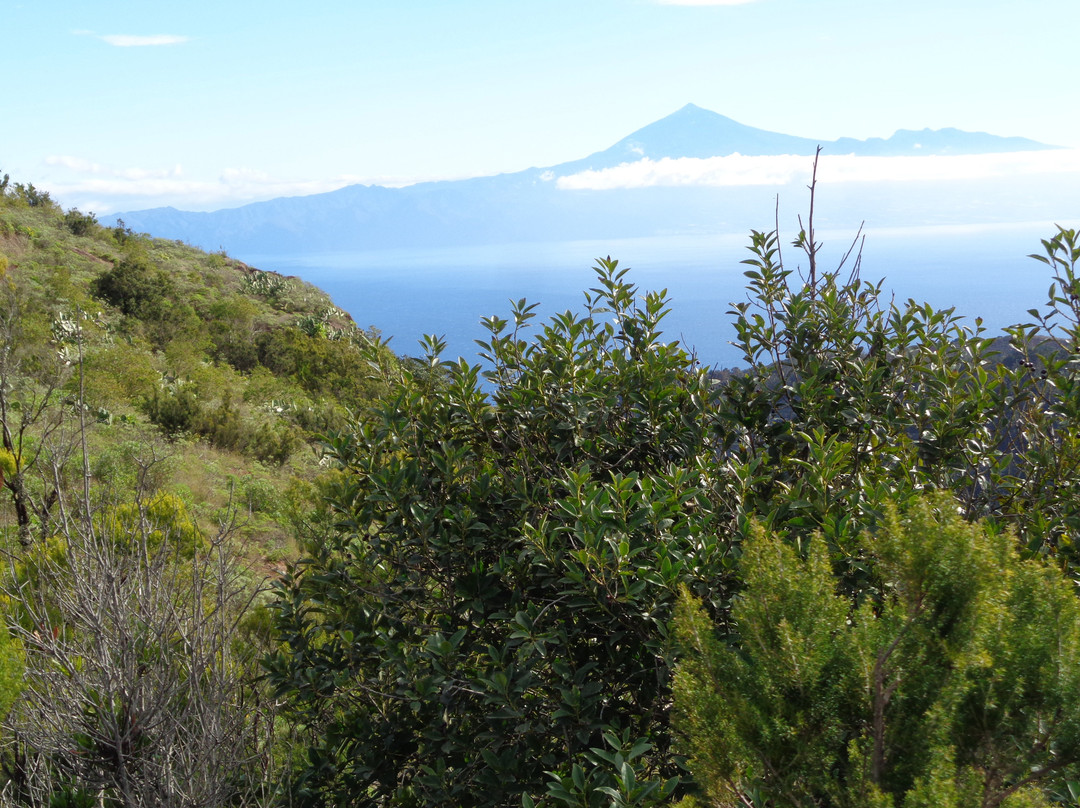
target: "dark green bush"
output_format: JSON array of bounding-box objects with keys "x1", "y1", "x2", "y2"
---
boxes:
[
  {"x1": 265, "y1": 218, "x2": 1080, "y2": 807},
  {"x1": 265, "y1": 259, "x2": 727, "y2": 807},
  {"x1": 62, "y1": 208, "x2": 98, "y2": 237},
  {"x1": 717, "y1": 225, "x2": 1080, "y2": 572},
  {"x1": 10, "y1": 182, "x2": 56, "y2": 209},
  {"x1": 92, "y1": 255, "x2": 174, "y2": 320},
  {"x1": 143, "y1": 387, "x2": 201, "y2": 438},
  {"x1": 256, "y1": 325, "x2": 384, "y2": 403},
  {"x1": 249, "y1": 420, "x2": 302, "y2": 467},
  {"x1": 205, "y1": 296, "x2": 261, "y2": 372},
  {"x1": 142, "y1": 385, "x2": 301, "y2": 465},
  {"x1": 196, "y1": 398, "x2": 248, "y2": 453}
]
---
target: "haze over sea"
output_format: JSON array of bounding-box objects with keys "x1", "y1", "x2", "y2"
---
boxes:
[{"x1": 241, "y1": 220, "x2": 1068, "y2": 371}]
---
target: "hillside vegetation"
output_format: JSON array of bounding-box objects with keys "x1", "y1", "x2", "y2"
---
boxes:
[
  {"x1": 0, "y1": 172, "x2": 394, "y2": 560},
  {"x1": 3, "y1": 167, "x2": 1080, "y2": 807}
]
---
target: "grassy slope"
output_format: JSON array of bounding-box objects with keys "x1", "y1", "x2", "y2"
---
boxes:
[{"x1": 0, "y1": 182, "x2": 389, "y2": 567}]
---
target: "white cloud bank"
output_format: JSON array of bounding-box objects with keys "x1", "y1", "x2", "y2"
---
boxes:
[
  {"x1": 556, "y1": 149, "x2": 1080, "y2": 190},
  {"x1": 42, "y1": 149, "x2": 1080, "y2": 214},
  {"x1": 100, "y1": 34, "x2": 189, "y2": 47},
  {"x1": 40, "y1": 156, "x2": 419, "y2": 213}
]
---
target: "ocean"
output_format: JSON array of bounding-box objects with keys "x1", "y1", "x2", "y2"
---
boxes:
[{"x1": 240, "y1": 221, "x2": 1073, "y2": 371}]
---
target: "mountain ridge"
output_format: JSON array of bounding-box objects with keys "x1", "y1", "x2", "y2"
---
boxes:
[
  {"x1": 549, "y1": 103, "x2": 1055, "y2": 173},
  {"x1": 107, "y1": 104, "x2": 1063, "y2": 255}
]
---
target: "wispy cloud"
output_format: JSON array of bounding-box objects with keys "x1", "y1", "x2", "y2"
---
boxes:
[
  {"x1": 556, "y1": 150, "x2": 1080, "y2": 190},
  {"x1": 45, "y1": 155, "x2": 185, "y2": 180},
  {"x1": 40, "y1": 157, "x2": 386, "y2": 213},
  {"x1": 656, "y1": 0, "x2": 761, "y2": 6},
  {"x1": 46, "y1": 155, "x2": 103, "y2": 174},
  {"x1": 100, "y1": 34, "x2": 189, "y2": 47}
]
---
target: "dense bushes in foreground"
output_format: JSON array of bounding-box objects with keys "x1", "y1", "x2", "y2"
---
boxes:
[
  {"x1": 267, "y1": 220, "x2": 1080, "y2": 806},
  {"x1": 5, "y1": 166, "x2": 1080, "y2": 806},
  {"x1": 677, "y1": 497, "x2": 1080, "y2": 808}
]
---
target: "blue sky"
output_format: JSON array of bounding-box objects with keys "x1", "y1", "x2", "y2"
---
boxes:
[{"x1": 6, "y1": 0, "x2": 1078, "y2": 213}]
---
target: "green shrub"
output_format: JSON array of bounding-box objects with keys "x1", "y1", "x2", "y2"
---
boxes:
[
  {"x1": 265, "y1": 259, "x2": 728, "y2": 807},
  {"x1": 143, "y1": 386, "x2": 201, "y2": 438},
  {"x1": 9, "y1": 182, "x2": 56, "y2": 210},
  {"x1": 255, "y1": 325, "x2": 381, "y2": 402},
  {"x1": 92, "y1": 255, "x2": 173, "y2": 319},
  {"x1": 101, "y1": 491, "x2": 207, "y2": 557},
  {"x1": 62, "y1": 208, "x2": 97, "y2": 237},
  {"x1": 248, "y1": 420, "x2": 302, "y2": 467},
  {"x1": 674, "y1": 495, "x2": 1080, "y2": 807},
  {"x1": 196, "y1": 397, "x2": 248, "y2": 452},
  {"x1": 82, "y1": 342, "x2": 158, "y2": 407},
  {"x1": 715, "y1": 224, "x2": 1080, "y2": 584},
  {"x1": 206, "y1": 295, "x2": 260, "y2": 371},
  {"x1": 265, "y1": 217, "x2": 1080, "y2": 807}
]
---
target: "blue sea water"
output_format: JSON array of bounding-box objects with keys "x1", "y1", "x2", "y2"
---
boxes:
[{"x1": 241, "y1": 221, "x2": 1072, "y2": 371}]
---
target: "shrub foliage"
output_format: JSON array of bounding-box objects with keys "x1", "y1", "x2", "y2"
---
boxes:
[
  {"x1": 266, "y1": 259, "x2": 726, "y2": 806},
  {"x1": 7, "y1": 166, "x2": 1080, "y2": 807},
  {"x1": 675, "y1": 496, "x2": 1080, "y2": 807},
  {"x1": 268, "y1": 219, "x2": 1080, "y2": 807}
]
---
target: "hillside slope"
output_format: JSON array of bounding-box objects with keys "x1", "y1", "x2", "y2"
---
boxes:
[{"x1": 0, "y1": 173, "x2": 394, "y2": 560}]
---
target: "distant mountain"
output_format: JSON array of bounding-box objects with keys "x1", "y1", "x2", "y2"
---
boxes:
[
  {"x1": 110, "y1": 104, "x2": 1063, "y2": 255},
  {"x1": 556, "y1": 104, "x2": 822, "y2": 173},
  {"x1": 829, "y1": 126, "x2": 1057, "y2": 156},
  {"x1": 552, "y1": 104, "x2": 1053, "y2": 172}
]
